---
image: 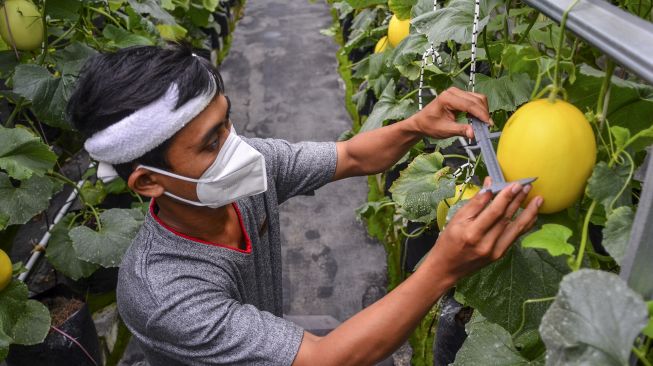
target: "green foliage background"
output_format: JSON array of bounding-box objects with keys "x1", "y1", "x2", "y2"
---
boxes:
[
  {"x1": 327, "y1": 0, "x2": 653, "y2": 364},
  {"x1": 0, "y1": 0, "x2": 245, "y2": 360}
]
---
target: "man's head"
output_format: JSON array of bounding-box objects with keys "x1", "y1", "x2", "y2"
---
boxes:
[{"x1": 68, "y1": 44, "x2": 236, "y2": 203}]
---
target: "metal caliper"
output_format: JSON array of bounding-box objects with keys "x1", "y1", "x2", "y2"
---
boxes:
[{"x1": 468, "y1": 116, "x2": 537, "y2": 194}]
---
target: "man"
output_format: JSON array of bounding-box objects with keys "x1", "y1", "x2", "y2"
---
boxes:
[{"x1": 68, "y1": 44, "x2": 542, "y2": 366}]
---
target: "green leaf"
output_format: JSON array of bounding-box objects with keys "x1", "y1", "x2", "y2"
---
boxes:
[
  {"x1": 160, "y1": 0, "x2": 176, "y2": 10},
  {"x1": 624, "y1": 0, "x2": 653, "y2": 16},
  {"x1": 610, "y1": 126, "x2": 631, "y2": 152},
  {"x1": 457, "y1": 244, "x2": 570, "y2": 334},
  {"x1": 344, "y1": 8, "x2": 380, "y2": 51},
  {"x1": 46, "y1": 0, "x2": 81, "y2": 20},
  {"x1": 11, "y1": 300, "x2": 51, "y2": 345},
  {"x1": 70, "y1": 208, "x2": 144, "y2": 267},
  {"x1": 412, "y1": 0, "x2": 503, "y2": 45},
  {"x1": 13, "y1": 65, "x2": 70, "y2": 129},
  {"x1": 52, "y1": 42, "x2": 98, "y2": 76},
  {"x1": 0, "y1": 173, "x2": 62, "y2": 226},
  {"x1": 0, "y1": 126, "x2": 57, "y2": 180},
  {"x1": 0, "y1": 213, "x2": 8, "y2": 231},
  {"x1": 333, "y1": 2, "x2": 354, "y2": 19},
  {"x1": 127, "y1": 0, "x2": 176, "y2": 24},
  {"x1": 104, "y1": 177, "x2": 128, "y2": 195},
  {"x1": 643, "y1": 301, "x2": 653, "y2": 338},
  {"x1": 103, "y1": 24, "x2": 155, "y2": 48},
  {"x1": 12, "y1": 42, "x2": 95, "y2": 130},
  {"x1": 411, "y1": 0, "x2": 435, "y2": 18},
  {"x1": 613, "y1": 124, "x2": 653, "y2": 153},
  {"x1": 389, "y1": 152, "x2": 455, "y2": 223},
  {"x1": 453, "y1": 317, "x2": 544, "y2": 365},
  {"x1": 80, "y1": 180, "x2": 107, "y2": 206},
  {"x1": 156, "y1": 24, "x2": 188, "y2": 41},
  {"x1": 540, "y1": 269, "x2": 648, "y2": 365},
  {"x1": 521, "y1": 224, "x2": 575, "y2": 257},
  {"x1": 390, "y1": 33, "x2": 428, "y2": 66},
  {"x1": 0, "y1": 280, "x2": 51, "y2": 355},
  {"x1": 389, "y1": 0, "x2": 417, "y2": 20},
  {"x1": 46, "y1": 214, "x2": 100, "y2": 281},
  {"x1": 360, "y1": 79, "x2": 417, "y2": 132},
  {"x1": 567, "y1": 65, "x2": 653, "y2": 148},
  {"x1": 344, "y1": 0, "x2": 387, "y2": 9},
  {"x1": 602, "y1": 206, "x2": 634, "y2": 265},
  {"x1": 501, "y1": 44, "x2": 540, "y2": 78},
  {"x1": 474, "y1": 73, "x2": 533, "y2": 112},
  {"x1": 356, "y1": 195, "x2": 394, "y2": 242},
  {"x1": 201, "y1": 0, "x2": 219, "y2": 11},
  {"x1": 586, "y1": 161, "x2": 631, "y2": 212}
]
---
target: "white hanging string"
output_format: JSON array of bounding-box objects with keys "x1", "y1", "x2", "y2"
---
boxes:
[
  {"x1": 468, "y1": 0, "x2": 481, "y2": 92},
  {"x1": 458, "y1": 0, "x2": 483, "y2": 185},
  {"x1": 417, "y1": 0, "x2": 443, "y2": 111},
  {"x1": 415, "y1": 0, "x2": 483, "y2": 185}
]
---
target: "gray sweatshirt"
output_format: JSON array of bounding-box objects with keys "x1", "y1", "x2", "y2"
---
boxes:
[{"x1": 117, "y1": 138, "x2": 337, "y2": 366}]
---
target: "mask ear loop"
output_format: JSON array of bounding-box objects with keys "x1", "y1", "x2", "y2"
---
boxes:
[{"x1": 136, "y1": 164, "x2": 204, "y2": 183}]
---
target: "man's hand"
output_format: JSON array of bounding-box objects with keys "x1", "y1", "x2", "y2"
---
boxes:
[
  {"x1": 293, "y1": 178, "x2": 542, "y2": 366},
  {"x1": 412, "y1": 87, "x2": 492, "y2": 140},
  {"x1": 333, "y1": 87, "x2": 493, "y2": 180},
  {"x1": 427, "y1": 178, "x2": 543, "y2": 281}
]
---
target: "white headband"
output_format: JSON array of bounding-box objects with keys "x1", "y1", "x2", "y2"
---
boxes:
[{"x1": 84, "y1": 79, "x2": 217, "y2": 166}]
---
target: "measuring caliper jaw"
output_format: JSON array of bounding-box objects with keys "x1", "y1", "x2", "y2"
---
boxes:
[{"x1": 468, "y1": 116, "x2": 537, "y2": 194}]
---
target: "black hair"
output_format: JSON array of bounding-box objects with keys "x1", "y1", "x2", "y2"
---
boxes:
[{"x1": 67, "y1": 43, "x2": 225, "y2": 181}]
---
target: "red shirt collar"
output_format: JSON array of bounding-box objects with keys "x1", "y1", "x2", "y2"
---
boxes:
[{"x1": 149, "y1": 199, "x2": 252, "y2": 254}]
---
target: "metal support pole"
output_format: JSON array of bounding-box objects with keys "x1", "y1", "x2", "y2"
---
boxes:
[
  {"x1": 620, "y1": 148, "x2": 653, "y2": 300},
  {"x1": 522, "y1": 0, "x2": 653, "y2": 85}
]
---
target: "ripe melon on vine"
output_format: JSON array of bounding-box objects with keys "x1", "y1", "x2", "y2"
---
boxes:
[
  {"x1": 497, "y1": 99, "x2": 596, "y2": 214},
  {"x1": 0, "y1": 249, "x2": 12, "y2": 291},
  {"x1": 387, "y1": 15, "x2": 409, "y2": 47},
  {"x1": 0, "y1": 0, "x2": 44, "y2": 51},
  {"x1": 436, "y1": 184, "x2": 480, "y2": 230},
  {"x1": 374, "y1": 36, "x2": 389, "y2": 53}
]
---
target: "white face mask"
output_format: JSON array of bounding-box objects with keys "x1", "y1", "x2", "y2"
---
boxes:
[{"x1": 138, "y1": 126, "x2": 267, "y2": 208}]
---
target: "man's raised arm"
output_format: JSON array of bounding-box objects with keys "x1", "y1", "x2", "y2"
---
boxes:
[
  {"x1": 333, "y1": 87, "x2": 491, "y2": 181},
  {"x1": 293, "y1": 178, "x2": 543, "y2": 366}
]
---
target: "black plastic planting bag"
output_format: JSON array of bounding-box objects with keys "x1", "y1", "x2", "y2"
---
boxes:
[{"x1": 6, "y1": 285, "x2": 101, "y2": 366}]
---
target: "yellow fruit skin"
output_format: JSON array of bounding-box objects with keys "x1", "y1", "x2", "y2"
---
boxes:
[
  {"x1": 497, "y1": 99, "x2": 596, "y2": 214},
  {"x1": 0, "y1": 249, "x2": 12, "y2": 291},
  {"x1": 374, "y1": 36, "x2": 389, "y2": 53},
  {"x1": 388, "y1": 15, "x2": 410, "y2": 47},
  {"x1": 437, "y1": 184, "x2": 480, "y2": 230},
  {"x1": 0, "y1": 0, "x2": 44, "y2": 51}
]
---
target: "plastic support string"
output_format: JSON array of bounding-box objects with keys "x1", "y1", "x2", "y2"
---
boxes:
[
  {"x1": 418, "y1": 0, "x2": 443, "y2": 111},
  {"x1": 416, "y1": 0, "x2": 484, "y2": 184},
  {"x1": 456, "y1": 0, "x2": 483, "y2": 184},
  {"x1": 468, "y1": 0, "x2": 481, "y2": 92}
]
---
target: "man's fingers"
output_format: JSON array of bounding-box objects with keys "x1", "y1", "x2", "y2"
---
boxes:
[
  {"x1": 504, "y1": 185, "x2": 531, "y2": 220},
  {"x1": 440, "y1": 88, "x2": 491, "y2": 123},
  {"x1": 483, "y1": 176, "x2": 492, "y2": 188},
  {"x1": 473, "y1": 183, "x2": 523, "y2": 233},
  {"x1": 479, "y1": 215, "x2": 511, "y2": 257},
  {"x1": 455, "y1": 189, "x2": 492, "y2": 219},
  {"x1": 437, "y1": 121, "x2": 473, "y2": 139},
  {"x1": 493, "y1": 196, "x2": 542, "y2": 257},
  {"x1": 468, "y1": 92, "x2": 490, "y2": 117}
]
